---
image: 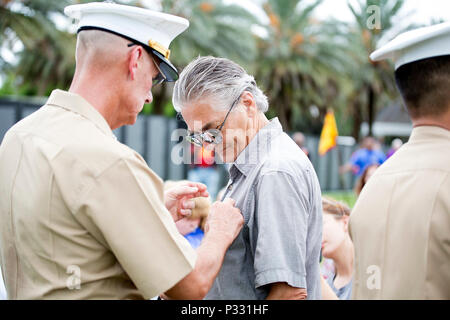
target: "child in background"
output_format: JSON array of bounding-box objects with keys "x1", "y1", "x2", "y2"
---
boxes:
[{"x1": 320, "y1": 197, "x2": 354, "y2": 300}]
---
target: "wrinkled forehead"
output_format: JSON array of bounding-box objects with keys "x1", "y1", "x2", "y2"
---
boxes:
[{"x1": 180, "y1": 100, "x2": 225, "y2": 131}]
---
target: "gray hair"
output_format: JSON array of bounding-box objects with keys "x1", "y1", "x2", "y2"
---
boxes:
[{"x1": 172, "y1": 56, "x2": 269, "y2": 113}]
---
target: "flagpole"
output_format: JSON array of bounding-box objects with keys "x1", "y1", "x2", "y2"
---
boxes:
[{"x1": 336, "y1": 138, "x2": 346, "y2": 190}]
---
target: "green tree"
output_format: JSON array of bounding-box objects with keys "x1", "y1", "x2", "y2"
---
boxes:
[
  {"x1": 0, "y1": 0, "x2": 79, "y2": 95},
  {"x1": 149, "y1": 0, "x2": 260, "y2": 115},
  {"x1": 343, "y1": 0, "x2": 413, "y2": 139},
  {"x1": 1, "y1": 0, "x2": 259, "y2": 115},
  {"x1": 255, "y1": 0, "x2": 346, "y2": 133},
  {"x1": 162, "y1": 0, "x2": 258, "y2": 67}
]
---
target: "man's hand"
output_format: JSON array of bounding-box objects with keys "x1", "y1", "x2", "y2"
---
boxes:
[
  {"x1": 266, "y1": 282, "x2": 307, "y2": 300},
  {"x1": 164, "y1": 181, "x2": 209, "y2": 222},
  {"x1": 204, "y1": 198, "x2": 244, "y2": 245},
  {"x1": 163, "y1": 197, "x2": 244, "y2": 300}
]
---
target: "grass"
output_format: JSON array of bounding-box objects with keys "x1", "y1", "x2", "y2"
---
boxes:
[{"x1": 323, "y1": 191, "x2": 357, "y2": 209}]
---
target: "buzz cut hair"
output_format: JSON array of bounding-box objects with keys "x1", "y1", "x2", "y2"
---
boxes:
[{"x1": 395, "y1": 55, "x2": 450, "y2": 119}]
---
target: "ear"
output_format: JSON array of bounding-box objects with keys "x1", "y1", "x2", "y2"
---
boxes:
[
  {"x1": 241, "y1": 91, "x2": 257, "y2": 117},
  {"x1": 342, "y1": 215, "x2": 350, "y2": 233},
  {"x1": 128, "y1": 46, "x2": 144, "y2": 81}
]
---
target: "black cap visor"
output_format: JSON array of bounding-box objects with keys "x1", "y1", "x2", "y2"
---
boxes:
[{"x1": 151, "y1": 49, "x2": 179, "y2": 82}]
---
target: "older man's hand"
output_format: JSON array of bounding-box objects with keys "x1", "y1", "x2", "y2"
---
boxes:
[
  {"x1": 164, "y1": 181, "x2": 209, "y2": 222},
  {"x1": 204, "y1": 198, "x2": 244, "y2": 246}
]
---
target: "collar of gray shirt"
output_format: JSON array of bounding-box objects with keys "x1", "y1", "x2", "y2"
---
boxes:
[{"x1": 229, "y1": 117, "x2": 283, "y2": 180}]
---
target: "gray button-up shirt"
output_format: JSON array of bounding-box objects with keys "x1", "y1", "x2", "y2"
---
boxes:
[{"x1": 205, "y1": 118, "x2": 322, "y2": 300}]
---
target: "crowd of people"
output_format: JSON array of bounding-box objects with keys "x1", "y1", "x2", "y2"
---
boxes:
[{"x1": 0, "y1": 3, "x2": 448, "y2": 301}]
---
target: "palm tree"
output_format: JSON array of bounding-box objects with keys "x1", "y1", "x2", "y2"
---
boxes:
[
  {"x1": 1, "y1": 0, "x2": 140, "y2": 96},
  {"x1": 162, "y1": 0, "x2": 259, "y2": 67},
  {"x1": 343, "y1": 0, "x2": 413, "y2": 139},
  {"x1": 148, "y1": 0, "x2": 260, "y2": 115},
  {"x1": 1, "y1": 0, "x2": 260, "y2": 109},
  {"x1": 255, "y1": 0, "x2": 345, "y2": 132},
  {"x1": 0, "y1": 0, "x2": 77, "y2": 95}
]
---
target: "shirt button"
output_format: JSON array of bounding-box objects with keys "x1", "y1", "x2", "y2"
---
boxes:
[{"x1": 228, "y1": 184, "x2": 233, "y2": 191}]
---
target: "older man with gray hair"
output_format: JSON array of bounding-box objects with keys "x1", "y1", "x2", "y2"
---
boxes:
[{"x1": 174, "y1": 56, "x2": 323, "y2": 300}]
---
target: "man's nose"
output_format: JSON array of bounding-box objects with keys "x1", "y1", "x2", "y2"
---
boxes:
[{"x1": 145, "y1": 90, "x2": 153, "y2": 104}]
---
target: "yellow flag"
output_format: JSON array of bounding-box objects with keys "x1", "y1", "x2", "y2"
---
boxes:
[{"x1": 318, "y1": 110, "x2": 339, "y2": 156}]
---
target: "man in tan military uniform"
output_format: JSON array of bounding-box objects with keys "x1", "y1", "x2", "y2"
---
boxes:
[
  {"x1": 349, "y1": 22, "x2": 450, "y2": 299},
  {"x1": 0, "y1": 3, "x2": 243, "y2": 299}
]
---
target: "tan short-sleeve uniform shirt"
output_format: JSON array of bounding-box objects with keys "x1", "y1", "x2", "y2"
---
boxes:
[
  {"x1": 0, "y1": 89, "x2": 196, "y2": 299},
  {"x1": 349, "y1": 126, "x2": 450, "y2": 299}
]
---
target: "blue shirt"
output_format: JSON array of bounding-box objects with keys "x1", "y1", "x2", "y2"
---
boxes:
[
  {"x1": 326, "y1": 271, "x2": 353, "y2": 300},
  {"x1": 184, "y1": 227, "x2": 204, "y2": 249},
  {"x1": 350, "y1": 148, "x2": 386, "y2": 176}
]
